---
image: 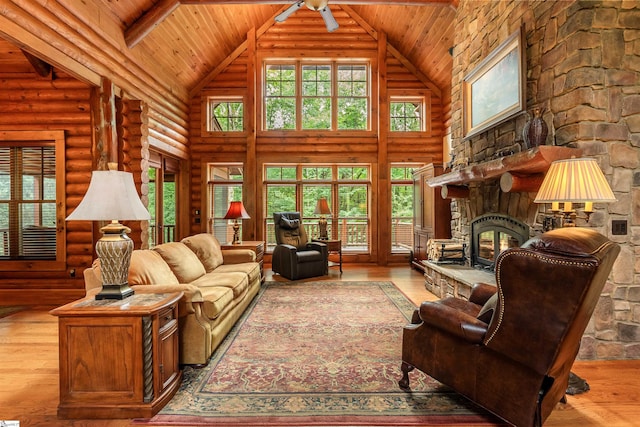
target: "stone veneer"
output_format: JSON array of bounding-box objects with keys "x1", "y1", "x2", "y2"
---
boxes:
[{"x1": 448, "y1": 0, "x2": 640, "y2": 359}]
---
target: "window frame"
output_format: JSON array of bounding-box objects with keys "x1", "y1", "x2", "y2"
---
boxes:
[
  {"x1": 388, "y1": 89, "x2": 431, "y2": 136},
  {"x1": 261, "y1": 60, "x2": 371, "y2": 134},
  {"x1": 201, "y1": 90, "x2": 248, "y2": 137},
  {"x1": 0, "y1": 130, "x2": 66, "y2": 271}
]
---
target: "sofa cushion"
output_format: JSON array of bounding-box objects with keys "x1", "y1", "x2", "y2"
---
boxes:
[
  {"x1": 128, "y1": 250, "x2": 179, "y2": 286},
  {"x1": 153, "y1": 242, "x2": 206, "y2": 283},
  {"x1": 193, "y1": 271, "x2": 249, "y2": 299},
  {"x1": 199, "y1": 286, "x2": 234, "y2": 320},
  {"x1": 181, "y1": 233, "x2": 224, "y2": 272},
  {"x1": 214, "y1": 262, "x2": 261, "y2": 285}
]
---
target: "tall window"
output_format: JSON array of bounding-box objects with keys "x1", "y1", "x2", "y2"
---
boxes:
[
  {"x1": 207, "y1": 163, "x2": 244, "y2": 244},
  {"x1": 208, "y1": 98, "x2": 244, "y2": 132},
  {"x1": 337, "y1": 65, "x2": 368, "y2": 130},
  {"x1": 265, "y1": 64, "x2": 296, "y2": 130},
  {"x1": 390, "y1": 165, "x2": 419, "y2": 253},
  {"x1": 264, "y1": 61, "x2": 369, "y2": 131},
  {"x1": 264, "y1": 164, "x2": 370, "y2": 253},
  {"x1": 148, "y1": 153, "x2": 179, "y2": 247},
  {"x1": 0, "y1": 142, "x2": 59, "y2": 260},
  {"x1": 302, "y1": 65, "x2": 332, "y2": 129}
]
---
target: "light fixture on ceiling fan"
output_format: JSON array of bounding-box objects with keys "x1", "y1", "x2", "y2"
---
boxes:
[{"x1": 275, "y1": 0, "x2": 339, "y2": 33}]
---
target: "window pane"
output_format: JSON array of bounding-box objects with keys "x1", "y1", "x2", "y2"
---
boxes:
[
  {"x1": 211, "y1": 165, "x2": 244, "y2": 181},
  {"x1": 302, "y1": 166, "x2": 331, "y2": 180},
  {"x1": 210, "y1": 183, "x2": 243, "y2": 243},
  {"x1": 391, "y1": 166, "x2": 416, "y2": 180},
  {"x1": 303, "y1": 185, "x2": 331, "y2": 217},
  {"x1": 266, "y1": 185, "x2": 296, "y2": 215},
  {"x1": 265, "y1": 98, "x2": 296, "y2": 130},
  {"x1": 302, "y1": 98, "x2": 331, "y2": 129},
  {"x1": 337, "y1": 98, "x2": 367, "y2": 130},
  {"x1": 1, "y1": 145, "x2": 57, "y2": 260},
  {"x1": 338, "y1": 166, "x2": 368, "y2": 180},
  {"x1": 266, "y1": 166, "x2": 296, "y2": 180},
  {"x1": 338, "y1": 185, "x2": 367, "y2": 217},
  {"x1": 391, "y1": 184, "x2": 413, "y2": 253},
  {"x1": 211, "y1": 100, "x2": 244, "y2": 132},
  {"x1": 302, "y1": 65, "x2": 331, "y2": 96},
  {"x1": 266, "y1": 64, "x2": 296, "y2": 96},
  {"x1": 390, "y1": 100, "x2": 423, "y2": 132}
]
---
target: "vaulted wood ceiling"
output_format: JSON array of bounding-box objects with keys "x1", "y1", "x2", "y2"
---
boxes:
[{"x1": 100, "y1": 0, "x2": 457, "y2": 99}]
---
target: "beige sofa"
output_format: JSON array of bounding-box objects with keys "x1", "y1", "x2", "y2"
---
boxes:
[{"x1": 84, "y1": 233, "x2": 262, "y2": 365}]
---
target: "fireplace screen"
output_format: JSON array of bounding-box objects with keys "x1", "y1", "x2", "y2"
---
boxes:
[{"x1": 471, "y1": 213, "x2": 529, "y2": 270}]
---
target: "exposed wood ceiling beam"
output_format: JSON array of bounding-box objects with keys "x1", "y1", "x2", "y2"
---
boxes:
[
  {"x1": 125, "y1": 0, "x2": 180, "y2": 48},
  {"x1": 125, "y1": 0, "x2": 456, "y2": 48}
]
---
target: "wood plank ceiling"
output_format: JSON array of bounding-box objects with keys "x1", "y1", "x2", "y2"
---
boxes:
[{"x1": 98, "y1": 0, "x2": 457, "y2": 100}]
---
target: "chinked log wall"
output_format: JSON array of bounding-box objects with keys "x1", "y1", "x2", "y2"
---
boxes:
[{"x1": 189, "y1": 6, "x2": 445, "y2": 263}]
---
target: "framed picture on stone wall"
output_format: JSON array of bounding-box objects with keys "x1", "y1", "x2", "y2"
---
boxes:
[{"x1": 463, "y1": 26, "x2": 526, "y2": 139}]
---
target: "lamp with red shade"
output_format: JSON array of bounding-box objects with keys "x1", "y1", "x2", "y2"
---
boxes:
[{"x1": 224, "y1": 201, "x2": 250, "y2": 244}]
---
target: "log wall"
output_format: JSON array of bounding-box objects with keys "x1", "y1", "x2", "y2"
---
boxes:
[{"x1": 0, "y1": 64, "x2": 93, "y2": 303}]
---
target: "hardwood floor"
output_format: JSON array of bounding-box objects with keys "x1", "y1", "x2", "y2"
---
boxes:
[{"x1": 1, "y1": 264, "x2": 638, "y2": 426}]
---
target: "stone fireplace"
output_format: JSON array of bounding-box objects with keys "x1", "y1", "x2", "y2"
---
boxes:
[{"x1": 470, "y1": 213, "x2": 530, "y2": 271}]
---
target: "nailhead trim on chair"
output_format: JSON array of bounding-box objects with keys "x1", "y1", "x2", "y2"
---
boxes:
[{"x1": 484, "y1": 250, "x2": 595, "y2": 345}]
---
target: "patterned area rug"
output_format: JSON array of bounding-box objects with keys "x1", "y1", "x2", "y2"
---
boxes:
[{"x1": 139, "y1": 281, "x2": 503, "y2": 426}]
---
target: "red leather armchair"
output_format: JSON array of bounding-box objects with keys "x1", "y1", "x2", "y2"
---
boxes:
[{"x1": 399, "y1": 227, "x2": 620, "y2": 427}]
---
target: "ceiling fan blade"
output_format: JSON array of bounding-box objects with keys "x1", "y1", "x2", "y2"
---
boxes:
[
  {"x1": 319, "y1": 6, "x2": 339, "y2": 32},
  {"x1": 275, "y1": 1, "x2": 304, "y2": 23}
]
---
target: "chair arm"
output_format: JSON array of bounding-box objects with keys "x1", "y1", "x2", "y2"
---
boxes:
[
  {"x1": 307, "y1": 241, "x2": 328, "y2": 258},
  {"x1": 419, "y1": 300, "x2": 489, "y2": 344},
  {"x1": 469, "y1": 283, "x2": 497, "y2": 305},
  {"x1": 222, "y1": 249, "x2": 256, "y2": 264}
]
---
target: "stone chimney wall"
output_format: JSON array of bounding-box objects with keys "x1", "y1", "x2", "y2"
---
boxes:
[{"x1": 451, "y1": 0, "x2": 640, "y2": 359}]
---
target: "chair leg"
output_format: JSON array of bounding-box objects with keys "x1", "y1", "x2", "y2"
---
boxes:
[{"x1": 398, "y1": 361, "x2": 414, "y2": 391}]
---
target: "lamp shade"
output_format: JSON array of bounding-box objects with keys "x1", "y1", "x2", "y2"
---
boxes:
[
  {"x1": 534, "y1": 158, "x2": 617, "y2": 203},
  {"x1": 314, "y1": 198, "x2": 332, "y2": 215},
  {"x1": 224, "y1": 201, "x2": 250, "y2": 220},
  {"x1": 66, "y1": 170, "x2": 150, "y2": 221}
]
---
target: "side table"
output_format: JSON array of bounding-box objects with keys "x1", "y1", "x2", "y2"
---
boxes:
[
  {"x1": 313, "y1": 238, "x2": 343, "y2": 273},
  {"x1": 221, "y1": 240, "x2": 265, "y2": 283},
  {"x1": 50, "y1": 292, "x2": 183, "y2": 419}
]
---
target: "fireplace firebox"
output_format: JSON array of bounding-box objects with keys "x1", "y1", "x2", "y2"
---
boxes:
[{"x1": 470, "y1": 213, "x2": 530, "y2": 271}]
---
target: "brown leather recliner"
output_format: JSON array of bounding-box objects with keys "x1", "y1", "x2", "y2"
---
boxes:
[
  {"x1": 399, "y1": 227, "x2": 620, "y2": 427},
  {"x1": 272, "y1": 212, "x2": 328, "y2": 280}
]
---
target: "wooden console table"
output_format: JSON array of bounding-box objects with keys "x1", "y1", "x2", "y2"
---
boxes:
[{"x1": 50, "y1": 292, "x2": 183, "y2": 419}]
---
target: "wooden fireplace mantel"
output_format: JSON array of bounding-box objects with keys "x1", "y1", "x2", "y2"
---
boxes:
[{"x1": 427, "y1": 146, "x2": 582, "y2": 189}]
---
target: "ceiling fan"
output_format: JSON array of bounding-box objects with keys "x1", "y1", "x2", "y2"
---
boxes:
[{"x1": 275, "y1": 0, "x2": 339, "y2": 33}]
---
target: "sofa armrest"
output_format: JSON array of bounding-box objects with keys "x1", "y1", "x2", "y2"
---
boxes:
[
  {"x1": 419, "y1": 299, "x2": 488, "y2": 344},
  {"x1": 221, "y1": 249, "x2": 256, "y2": 264},
  {"x1": 131, "y1": 283, "x2": 204, "y2": 315}
]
